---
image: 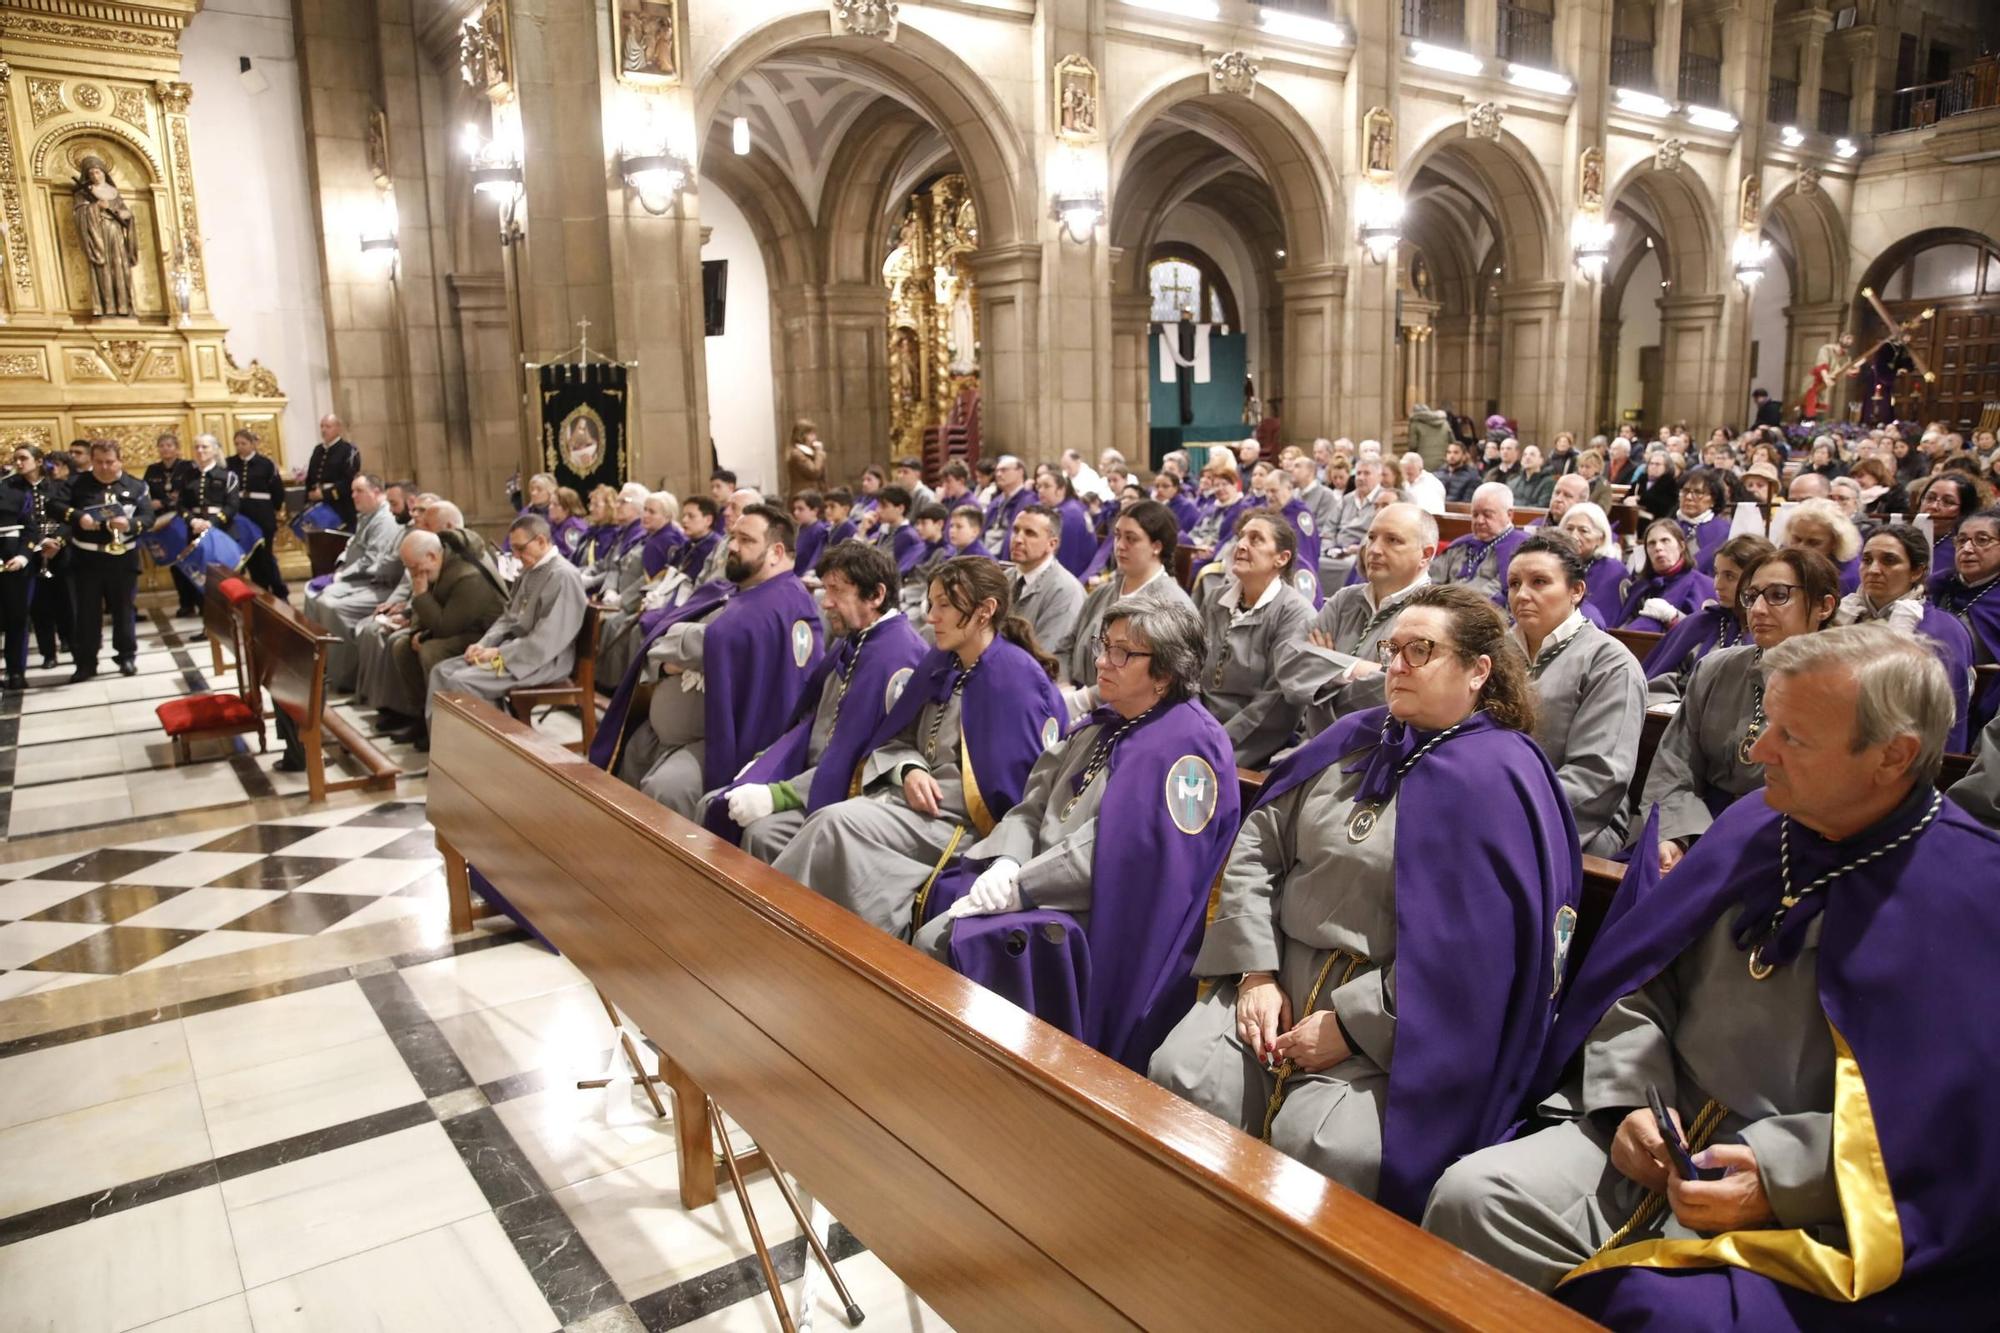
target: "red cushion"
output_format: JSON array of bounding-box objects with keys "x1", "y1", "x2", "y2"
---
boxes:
[
  {"x1": 217, "y1": 577, "x2": 257, "y2": 605},
  {"x1": 157, "y1": 694, "x2": 258, "y2": 735}
]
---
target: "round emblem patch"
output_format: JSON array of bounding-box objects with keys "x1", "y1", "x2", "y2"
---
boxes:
[
  {"x1": 1294, "y1": 569, "x2": 1317, "y2": 596},
  {"x1": 1551, "y1": 904, "x2": 1579, "y2": 998},
  {"x1": 791, "y1": 620, "x2": 813, "y2": 668},
  {"x1": 1298, "y1": 512, "x2": 1315, "y2": 536},
  {"x1": 1041, "y1": 716, "x2": 1062, "y2": 750},
  {"x1": 1165, "y1": 755, "x2": 1219, "y2": 835},
  {"x1": 886, "y1": 666, "x2": 913, "y2": 712}
]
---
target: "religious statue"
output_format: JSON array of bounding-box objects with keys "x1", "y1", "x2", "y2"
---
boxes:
[
  {"x1": 1801, "y1": 332, "x2": 1856, "y2": 419},
  {"x1": 1055, "y1": 55, "x2": 1099, "y2": 143},
  {"x1": 1411, "y1": 253, "x2": 1433, "y2": 299},
  {"x1": 616, "y1": 0, "x2": 678, "y2": 84},
  {"x1": 1364, "y1": 107, "x2": 1395, "y2": 178},
  {"x1": 72, "y1": 155, "x2": 138, "y2": 318},
  {"x1": 946, "y1": 277, "x2": 977, "y2": 376}
]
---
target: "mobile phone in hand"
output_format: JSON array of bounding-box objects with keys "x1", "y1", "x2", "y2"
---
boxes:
[{"x1": 1648, "y1": 1085, "x2": 1724, "y2": 1182}]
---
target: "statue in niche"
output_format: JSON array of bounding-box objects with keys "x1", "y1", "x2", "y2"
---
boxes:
[
  {"x1": 945, "y1": 275, "x2": 977, "y2": 376},
  {"x1": 1364, "y1": 106, "x2": 1395, "y2": 178},
  {"x1": 893, "y1": 327, "x2": 922, "y2": 407},
  {"x1": 1411, "y1": 253, "x2": 1433, "y2": 299},
  {"x1": 72, "y1": 155, "x2": 138, "y2": 317}
]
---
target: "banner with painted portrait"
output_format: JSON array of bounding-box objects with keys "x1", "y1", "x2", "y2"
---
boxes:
[{"x1": 538, "y1": 361, "x2": 627, "y2": 498}]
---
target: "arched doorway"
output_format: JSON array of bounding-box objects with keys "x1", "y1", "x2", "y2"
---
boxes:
[
  {"x1": 1600, "y1": 162, "x2": 1724, "y2": 431},
  {"x1": 1853, "y1": 228, "x2": 2000, "y2": 429}
]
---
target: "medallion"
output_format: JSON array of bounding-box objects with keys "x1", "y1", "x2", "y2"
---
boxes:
[
  {"x1": 1738, "y1": 725, "x2": 1761, "y2": 765},
  {"x1": 1747, "y1": 947, "x2": 1774, "y2": 981},
  {"x1": 1346, "y1": 802, "x2": 1380, "y2": 843}
]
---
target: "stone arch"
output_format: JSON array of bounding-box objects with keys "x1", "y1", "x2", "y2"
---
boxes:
[
  {"x1": 1764, "y1": 182, "x2": 1847, "y2": 307},
  {"x1": 31, "y1": 120, "x2": 164, "y2": 183},
  {"x1": 694, "y1": 13, "x2": 1033, "y2": 253},
  {"x1": 1108, "y1": 74, "x2": 1341, "y2": 284},
  {"x1": 1854, "y1": 225, "x2": 2000, "y2": 299},
  {"x1": 698, "y1": 132, "x2": 822, "y2": 293},
  {"x1": 1604, "y1": 159, "x2": 1722, "y2": 297},
  {"x1": 815, "y1": 100, "x2": 947, "y2": 289},
  {"x1": 1401, "y1": 124, "x2": 1561, "y2": 285}
]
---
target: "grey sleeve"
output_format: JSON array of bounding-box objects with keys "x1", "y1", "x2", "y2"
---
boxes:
[
  {"x1": 1557, "y1": 655, "x2": 1647, "y2": 838},
  {"x1": 1638, "y1": 669, "x2": 1716, "y2": 847},
  {"x1": 1949, "y1": 714, "x2": 2000, "y2": 831},
  {"x1": 500, "y1": 577, "x2": 585, "y2": 679},
  {"x1": 1223, "y1": 600, "x2": 1312, "y2": 767},
  {"x1": 859, "y1": 710, "x2": 927, "y2": 788},
  {"x1": 1580, "y1": 973, "x2": 1680, "y2": 1117},
  {"x1": 1328, "y1": 961, "x2": 1396, "y2": 1070},
  {"x1": 1192, "y1": 790, "x2": 1296, "y2": 977},
  {"x1": 651, "y1": 621, "x2": 708, "y2": 669},
  {"x1": 1274, "y1": 602, "x2": 1346, "y2": 707},
  {"x1": 1038, "y1": 580, "x2": 1085, "y2": 661},
  {"x1": 1014, "y1": 816, "x2": 1098, "y2": 913},
  {"x1": 1738, "y1": 1111, "x2": 1841, "y2": 1231}
]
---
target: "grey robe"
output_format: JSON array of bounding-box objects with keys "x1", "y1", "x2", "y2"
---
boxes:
[
  {"x1": 304, "y1": 505, "x2": 403, "y2": 689},
  {"x1": 1012, "y1": 561, "x2": 1085, "y2": 662},
  {"x1": 1200, "y1": 580, "x2": 1314, "y2": 768},
  {"x1": 1634, "y1": 643, "x2": 1764, "y2": 848},
  {"x1": 615, "y1": 616, "x2": 724, "y2": 818},
  {"x1": 1528, "y1": 620, "x2": 1647, "y2": 855},
  {"x1": 426, "y1": 552, "x2": 586, "y2": 718},
  {"x1": 1063, "y1": 570, "x2": 1190, "y2": 692},
  {"x1": 1951, "y1": 710, "x2": 2000, "y2": 830},
  {"x1": 1148, "y1": 759, "x2": 1398, "y2": 1196},
  {"x1": 773, "y1": 686, "x2": 970, "y2": 936},
  {"x1": 1276, "y1": 578, "x2": 1426, "y2": 737},
  {"x1": 909, "y1": 721, "x2": 1111, "y2": 960},
  {"x1": 1428, "y1": 526, "x2": 1517, "y2": 604},
  {"x1": 1424, "y1": 909, "x2": 1839, "y2": 1292},
  {"x1": 596, "y1": 551, "x2": 675, "y2": 688},
  {"x1": 1321, "y1": 489, "x2": 1383, "y2": 586}
]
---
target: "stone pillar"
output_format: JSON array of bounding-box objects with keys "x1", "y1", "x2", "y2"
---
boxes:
[
  {"x1": 1434, "y1": 313, "x2": 1477, "y2": 417},
  {"x1": 1339, "y1": 0, "x2": 1400, "y2": 442},
  {"x1": 1110, "y1": 288, "x2": 1152, "y2": 466},
  {"x1": 1596, "y1": 315, "x2": 1622, "y2": 427},
  {"x1": 1847, "y1": 34, "x2": 1883, "y2": 135},
  {"x1": 965, "y1": 244, "x2": 1044, "y2": 456},
  {"x1": 1279, "y1": 264, "x2": 1348, "y2": 443},
  {"x1": 1653, "y1": 0, "x2": 1684, "y2": 100},
  {"x1": 818, "y1": 283, "x2": 889, "y2": 484},
  {"x1": 1657, "y1": 292, "x2": 1726, "y2": 427},
  {"x1": 1796, "y1": 27, "x2": 1826, "y2": 131},
  {"x1": 1493, "y1": 281, "x2": 1564, "y2": 444},
  {"x1": 1465, "y1": 0, "x2": 1498, "y2": 62}
]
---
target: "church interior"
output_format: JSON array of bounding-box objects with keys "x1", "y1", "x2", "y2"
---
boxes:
[{"x1": 3, "y1": 0, "x2": 2000, "y2": 1329}]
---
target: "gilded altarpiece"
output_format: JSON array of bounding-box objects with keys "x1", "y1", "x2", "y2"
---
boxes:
[
  {"x1": 882, "y1": 175, "x2": 978, "y2": 459},
  {"x1": 0, "y1": 0, "x2": 286, "y2": 475}
]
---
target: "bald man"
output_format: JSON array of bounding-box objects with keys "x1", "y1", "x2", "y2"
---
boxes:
[
  {"x1": 304, "y1": 413, "x2": 363, "y2": 527},
  {"x1": 1788, "y1": 470, "x2": 1830, "y2": 502}
]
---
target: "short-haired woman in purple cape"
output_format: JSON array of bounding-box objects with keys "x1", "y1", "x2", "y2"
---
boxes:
[
  {"x1": 1931, "y1": 505, "x2": 2000, "y2": 734},
  {"x1": 1641, "y1": 534, "x2": 1772, "y2": 699},
  {"x1": 1835, "y1": 525, "x2": 1976, "y2": 750},
  {"x1": 774, "y1": 557, "x2": 1066, "y2": 938},
  {"x1": 1149, "y1": 584, "x2": 1580, "y2": 1218},
  {"x1": 908, "y1": 598, "x2": 1239, "y2": 1070}
]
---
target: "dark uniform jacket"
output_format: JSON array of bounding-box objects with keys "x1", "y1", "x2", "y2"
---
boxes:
[{"x1": 66, "y1": 471, "x2": 155, "y2": 562}]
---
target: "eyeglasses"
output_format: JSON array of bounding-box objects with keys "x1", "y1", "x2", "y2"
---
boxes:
[
  {"x1": 1375, "y1": 637, "x2": 1439, "y2": 669},
  {"x1": 1954, "y1": 531, "x2": 2000, "y2": 551},
  {"x1": 1094, "y1": 635, "x2": 1154, "y2": 669},
  {"x1": 1739, "y1": 582, "x2": 1802, "y2": 609}
]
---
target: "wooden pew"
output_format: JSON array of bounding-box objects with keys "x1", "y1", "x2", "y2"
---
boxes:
[
  {"x1": 306, "y1": 528, "x2": 349, "y2": 577},
  {"x1": 427, "y1": 698, "x2": 1589, "y2": 1332},
  {"x1": 507, "y1": 603, "x2": 604, "y2": 752},
  {"x1": 251, "y1": 594, "x2": 401, "y2": 802},
  {"x1": 1607, "y1": 627, "x2": 1662, "y2": 663},
  {"x1": 1436, "y1": 512, "x2": 1473, "y2": 544}
]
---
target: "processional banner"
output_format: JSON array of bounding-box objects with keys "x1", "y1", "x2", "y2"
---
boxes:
[{"x1": 538, "y1": 362, "x2": 628, "y2": 496}]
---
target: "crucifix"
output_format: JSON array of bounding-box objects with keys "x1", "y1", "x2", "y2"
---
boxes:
[
  {"x1": 576, "y1": 316, "x2": 592, "y2": 363},
  {"x1": 1852, "y1": 288, "x2": 1936, "y2": 382}
]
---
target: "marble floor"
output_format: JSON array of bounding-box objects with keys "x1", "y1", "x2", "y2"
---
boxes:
[{"x1": 1, "y1": 601, "x2": 952, "y2": 1333}]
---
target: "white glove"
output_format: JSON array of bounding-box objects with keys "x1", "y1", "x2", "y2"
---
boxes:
[
  {"x1": 3, "y1": 556, "x2": 25, "y2": 573},
  {"x1": 945, "y1": 858, "x2": 1022, "y2": 919},
  {"x1": 726, "y1": 784, "x2": 776, "y2": 827},
  {"x1": 1640, "y1": 597, "x2": 1683, "y2": 626},
  {"x1": 679, "y1": 669, "x2": 705, "y2": 693}
]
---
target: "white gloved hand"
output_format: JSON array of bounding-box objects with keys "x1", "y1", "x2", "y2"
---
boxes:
[
  {"x1": 1640, "y1": 597, "x2": 1683, "y2": 625},
  {"x1": 679, "y1": 669, "x2": 705, "y2": 693},
  {"x1": 945, "y1": 858, "x2": 1022, "y2": 919},
  {"x1": 726, "y1": 784, "x2": 776, "y2": 827}
]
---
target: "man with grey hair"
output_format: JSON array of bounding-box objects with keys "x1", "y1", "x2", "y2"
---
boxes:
[
  {"x1": 980, "y1": 454, "x2": 1031, "y2": 555},
  {"x1": 1278, "y1": 502, "x2": 1436, "y2": 733},
  {"x1": 1426, "y1": 625, "x2": 2000, "y2": 1326},
  {"x1": 304, "y1": 472, "x2": 402, "y2": 691},
  {"x1": 1429, "y1": 481, "x2": 1525, "y2": 602},
  {"x1": 1788, "y1": 470, "x2": 1831, "y2": 502},
  {"x1": 424, "y1": 513, "x2": 586, "y2": 748},
  {"x1": 1322, "y1": 456, "x2": 1393, "y2": 587}
]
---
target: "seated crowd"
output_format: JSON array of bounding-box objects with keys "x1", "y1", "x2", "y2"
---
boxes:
[{"x1": 12, "y1": 408, "x2": 1999, "y2": 1326}]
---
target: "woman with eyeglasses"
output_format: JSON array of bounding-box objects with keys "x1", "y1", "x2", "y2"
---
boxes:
[
  {"x1": 1932, "y1": 506, "x2": 2000, "y2": 734},
  {"x1": 1834, "y1": 525, "x2": 1976, "y2": 750},
  {"x1": 1918, "y1": 473, "x2": 1988, "y2": 581},
  {"x1": 1505, "y1": 535, "x2": 1646, "y2": 854},
  {"x1": 1062, "y1": 499, "x2": 1189, "y2": 719},
  {"x1": 1617, "y1": 519, "x2": 1716, "y2": 633},
  {"x1": 1673, "y1": 469, "x2": 1733, "y2": 574},
  {"x1": 775, "y1": 556, "x2": 1067, "y2": 938},
  {"x1": 1634, "y1": 547, "x2": 1840, "y2": 874},
  {"x1": 910, "y1": 599, "x2": 1238, "y2": 1069},
  {"x1": 1641, "y1": 534, "x2": 1774, "y2": 698},
  {"x1": 1197, "y1": 510, "x2": 1314, "y2": 768},
  {"x1": 1151, "y1": 584, "x2": 1578, "y2": 1216}
]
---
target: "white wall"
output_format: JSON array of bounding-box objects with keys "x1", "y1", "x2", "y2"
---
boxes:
[
  {"x1": 182, "y1": 0, "x2": 332, "y2": 469},
  {"x1": 1747, "y1": 251, "x2": 1793, "y2": 404},
  {"x1": 698, "y1": 178, "x2": 778, "y2": 491},
  {"x1": 1613, "y1": 248, "x2": 1663, "y2": 422}
]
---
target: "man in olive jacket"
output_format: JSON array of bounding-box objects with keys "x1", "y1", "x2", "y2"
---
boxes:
[{"x1": 383, "y1": 528, "x2": 504, "y2": 734}]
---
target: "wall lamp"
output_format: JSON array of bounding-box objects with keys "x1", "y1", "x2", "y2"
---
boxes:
[
  {"x1": 1051, "y1": 190, "x2": 1104, "y2": 243},
  {"x1": 622, "y1": 150, "x2": 690, "y2": 216}
]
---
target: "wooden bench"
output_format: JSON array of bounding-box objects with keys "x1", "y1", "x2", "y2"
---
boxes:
[
  {"x1": 427, "y1": 698, "x2": 1589, "y2": 1332},
  {"x1": 507, "y1": 603, "x2": 603, "y2": 753},
  {"x1": 1607, "y1": 627, "x2": 1663, "y2": 663},
  {"x1": 306, "y1": 528, "x2": 349, "y2": 578},
  {"x1": 252, "y1": 594, "x2": 401, "y2": 802},
  {"x1": 156, "y1": 565, "x2": 267, "y2": 764}
]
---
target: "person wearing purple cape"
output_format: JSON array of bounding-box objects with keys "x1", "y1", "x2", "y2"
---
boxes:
[
  {"x1": 1154, "y1": 471, "x2": 1200, "y2": 533},
  {"x1": 1778, "y1": 496, "x2": 1863, "y2": 598},
  {"x1": 569, "y1": 485, "x2": 620, "y2": 570},
  {"x1": 774, "y1": 557, "x2": 1066, "y2": 938},
  {"x1": 1930, "y1": 505, "x2": 2000, "y2": 734},
  {"x1": 867, "y1": 485, "x2": 926, "y2": 575},
  {"x1": 822, "y1": 488, "x2": 859, "y2": 549},
  {"x1": 910, "y1": 599, "x2": 1238, "y2": 1071},
  {"x1": 789, "y1": 491, "x2": 829, "y2": 576},
  {"x1": 1673, "y1": 469, "x2": 1733, "y2": 574},
  {"x1": 1150, "y1": 585, "x2": 1580, "y2": 1217},
  {"x1": 1426, "y1": 627, "x2": 2000, "y2": 1330},
  {"x1": 1430, "y1": 482, "x2": 1527, "y2": 603},
  {"x1": 1031, "y1": 467, "x2": 1096, "y2": 579},
  {"x1": 603, "y1": 505, "x2": 823, "y2": 818},
  {"x1": 979, "y1": 455, "x2": 1033, "y2": 556},
  {"x1": 594, "y1": 491, "x2": 687, "y2": 688},
  {"x1": 580, "y1": 483, "x2": 646, "y2": 597},
  {"x1": 941, "y1": 504, "x2": 987, "y2": 562},
  {"x1": 1617, "y1": 520, "x2": 1716, "y2": 633},
  {"x1": 1919, "y1": 473, "x2": 1982, "y2": 583},
  {"x1": 1630, "y1": 548, "x2": 1839, "y2": 875},
  {"x1": 706, "y1": 541, "x2": 927, "y2": 862},
  {"x1": 1835, "y1": 526, "x2": 1976, "y2": 750},
  {"x1": 1185, "y1": 464, "x2": 1260, "y2": 583},
  {"x1": 1642, "y1": 535, "x2": 1772, "y2": 698},
  {"x1": 547, "y1": 486, "x2": 589, "y2": 560},
  {"x1": 1556, "y1": 501, "x2": 1629, "y2": 628},
  {"x1": 1258, "y1": 464, "x2": 1324, "y2": 607}
]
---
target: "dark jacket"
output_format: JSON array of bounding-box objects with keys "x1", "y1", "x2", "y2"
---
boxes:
[
  {"x1": 65, "y1": 471, "x2": 155, "y2": 561},
  {"x1": 228, "y1": 451, "x2": 284, "y2": 536},
  {"x1": 179, "y1": 464, "x2": 239, "y2": 526},
  {"x1": 410, "y1": 548, "x2": 505, "y2": 657}
]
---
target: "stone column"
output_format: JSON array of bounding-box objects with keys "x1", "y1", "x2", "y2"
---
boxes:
[
  {"x1": 1653, "y1": 0, "x2": 1684, "y2": 99},
  {"x1": 1493, "y1": 280, "x2": 1564, "y2": 443},
  {"x1": 1465, "y1": 0, "x2": 1498, "y2": 62},
  {"x1": 965, "y1": 243, "x2": 1044, "y2": 456},
  {"x1": 1596, "y1": 315, "x2": 1622, "y2": 427},
  {"x1": 1656, "y1": 291, "x2": 1726, "y2": 427},
  {"x1": 1279, "y1": 264, "x2": 1348, "y2": 443},
  {"x1": 1110, "y1": 288, "x2": 1152, "y2": 466},
  {"x1": 1339, "y1": 0, "x2": 1400, "y2": 442},
  {"x1": 818, "y1": 283, "x2": 890, "y2": 484},
  {"x1": 1796, "y1": 27, "x2": 1826, "y2": 131}
]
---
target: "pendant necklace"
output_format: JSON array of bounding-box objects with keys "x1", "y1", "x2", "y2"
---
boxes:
[
  {"x1": 1736, "y1": 650, "x2": 1765, "y2": 765},
  {"x1": 1746, "y1": 793, "x2": 1942, "y2": 979},
  {"x1": 1059, "y1": 705, "x2": 1154, "y2": 819},
  {"x1": 1347, "y1": 717, "x2": 1471, "y2": 843}
]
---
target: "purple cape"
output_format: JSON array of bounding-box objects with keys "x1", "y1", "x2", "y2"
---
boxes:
[
  {"x1": 1169, "y1": 493, "x2": 1200, "y2": 532},
  {"x1": 672, "y1": 530, "x2": 720, "y2": 580},
  {"x1": 880, "y1": 523, "x2": 926, "y2": 575},
  {"x1": 827, "y1": 518, "x2": 858, "y2": 547},
  {"x1": 702, "y1": 612, "x2": 928, "y2": 843},
  {"x1": 1281, "y1": 497, "x2": 1324, "y2": 607},
  {"x1": 1053, "y1": 497, "x2": 1094, "y2": 578},
  {"x1": 606, "y1": 519, "x2": 644, "y2": 563},
  {"x1": 1931, "y1": 573, "x2": 2000, "y2": 733},
  {"x1": 1255, "y1": 706, "x2": 1580, "y2": 1218},
  {"x1": 1913, "y1": 603, "x2": 1976, "y2": 752},
  {"x1": 792, "y1": 519, "x2": 829, "y2": 575},
  {"x1": 1679, "y1": 516, "x2": 1730, "y2": 573},
  {"x1": 854, "y1": 638, "x2": 1065, "y2": 831},
  {"x1": 1618, "y1": 564, "x2": 1715, "y2": 633},
  {"x1": 1546, "y1": 797, "x2": 2000, "y2": 1329},
  {"x1": 927, "y1": 699, "x2": 1240, "y2": 1070},
  {"x1": 570, "y1": 522, "x2": 618, "y2": 567},
  {"x1": 586, "y1": 581, "x2": 735, "y2": 771},
  {"x1": 691, "y1": 573, "x2": 825, "y2": 789},
  {"x1": 550, "y1": 515, "x2": 588, "y2": 557},
  {"x1": 1837, "y1": 553, "x2": 1861, "y2": 594},
  {"x1": 983, "y1": 487, "x2": 1033, "y2": 544},
  {"x1": 945, "y1": 539, "x2": 990, "y2": 562},
  {"x1": 1582, "y1": 556, "x2": 1626, "y2": 627},
  {"x1": 639, "y1": 523, "x2": 687, "y2": 577},
  {"x1": 1442, "y1": 526, "x2": 1528, "y2": 587},
  {"x1": 1642, "y1": 603, "x2": 1744, "y2": 681}
]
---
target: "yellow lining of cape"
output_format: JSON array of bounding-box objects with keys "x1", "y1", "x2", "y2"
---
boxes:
[
  {"x1": 1558, "y1": 1022, "x2": 1903, "y2": 1302},
  {"x1": 961, "y1": 733, "x2": 994, "y2": 837}
]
